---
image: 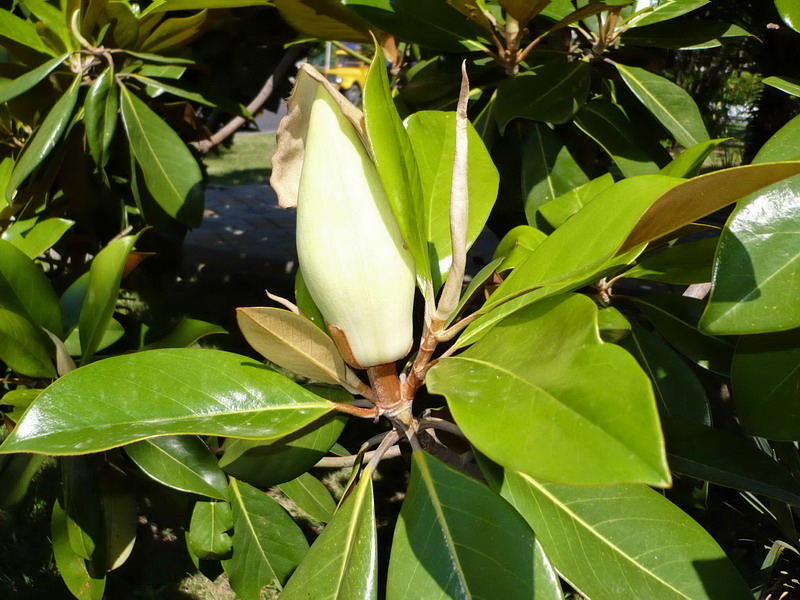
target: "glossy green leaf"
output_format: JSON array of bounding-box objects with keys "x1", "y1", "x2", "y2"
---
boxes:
[
  {"x1": 598, "y1": 305, "x2": 631, "y2": 343},
  {"x1": 0, "y1": 238, "x2": 61, "y2": 335},
  {"x1": 363, "y1": 44, "x2": 429, "y2": 283},
  {"x1": 0, "y1": 349, "x2": 334, "y2": 455},
  {"x1": 762, "y1": 75, "x2": 800, "y2": 99},
  {"x1": 140, "y1": 10, "x2": 208, "y2": 54},
  {"x1": 660, "y1": 139, "x2": 727, "y2": 178},
  {"x1": 701, "y1": 174, "x2": 800, "y2": 334},
  {"x1": 0, "y1": 8, "x2": 53, "y2": 54},
  {"x1": 278, "y1": 472, "x2": 336, "y2": 523},
  {"x1": 281, "y1": 472, "x2": 377, "y2": 600},
  {"x1": 776, "y1": 0, "x2": 800, "y2": 32},
  {"x1": 620, "y1": 323, "x2": 712, "y2": 425},
  {"x1": 387, "y1": 452, "x2": 560, "y2": 600},
  {"x1": 223, "y1": 478, "x2": 308, "y2": 599},
  {"x1": 0, "y1": 307, "x2": 55, "y2": 378},
  {"x1": 84, "y1": 67, "x2": 118, "y2": 168},
  {"x1": 120, "y1": 85, "x2": 204, "y2": 227},
  {"x1": 52, "y1": 499, "x2": 106, "y2": 600},
  {"x1": 2, "y1": 217, "x2": 74, "y2": 258},
  {"x1": 126, "y1": 435, "x2": 228, "y2": 499},
  {"x1": 539, "y1": 173, "x2": 615, "y2": 228},
  {"x1": 574, "y1": 99, "x2": 664, "y2": 177},
  {"x1": 634, "y1": 295, "x2": 734, "y2": 375},
  {"x1": 143, "y1": 317, "x2": 226, "y2": 349},
  {"x1": 624, "y1": 237, "x2": 717, "y2": 284},
  {"x1": 493, "y1": 225, "x2": 547, "y2": 272},
  {"x1": 629, "y1": 0, "x2": 709, "y2": 27},
  {"x1": 0, "y1": 452, "x2": 46, "y2": 508},
  {"x1": 64, "y1": 318, "x2": 124, "y2": 356},
  {"x1": 622, "y1": 19, "x2": 750, "y2": 49},
  {"x1": 0, "y1": 54, "x2": 67, "y2": 104},
  {"x1": 753, "y1": 114, "x2": 800, "y2": 163},
  {"x1": 429, "y1": 294, "x2": 670, "y2": 486},
  {"x1": 79, "y1": 234, "x2": 137, "y2": 363},
  {"x1": 6, "y1": 74, "x2": 81, "y2": 200},
  {"x1": 188, "y1": 500, "x2": 233, "y2": 560},
  {"x1": 495, "y1": 62, "x2": 591, "y2": 133},
  {"x1": 664, "y1": 418, "x2": 800, "y2": 506},
  {"x1": 482, "y1": 464, "x2": 751, "y2": 600},
  {"x1": 520, "y1": 124, "x2": 588, "y2": 227},
  {"x1": 220, "y1": 386, "x2": 348, "y2": 487},
  {"x1": 275, "y1": 0, "x2": 373, "y2": 42},
  {"x1": 1, "y1": 388, "x2": 39, "y2": 423},
  {"x1": 731, "y1": 330, "x2": 800, "y2": 440},
  {"x1": 405, "y1": 110, "x2": 498, "y2": 287},
  {"x1": 616, "y1": 63, "x2": 709, "y2": 148}
]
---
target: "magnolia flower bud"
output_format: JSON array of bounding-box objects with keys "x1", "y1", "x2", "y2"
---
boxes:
[{"x1": 295, "y1": 84, "x2": 415, "y2": 368}]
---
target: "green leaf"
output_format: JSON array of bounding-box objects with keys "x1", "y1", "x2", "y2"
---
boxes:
[
  {"x1": 700, "y1": 174, "x2": 800, "y2": 334},
  {"x1": 481, "y1": 463, "x2": 751, "y2": 600},
  {"x1": 0, "y1": 453, "x2": 46, "y2": 508},
  {"x1": 598, "y1": 305, "x2": 631, "y2": 343},
  {"x1": 62, "y1": 456, "x2": 104, "y2": 561},
  {"x1": 79, "y1": 234, "x2": 137, "y2": 363},
  {"x1": 236, "y1": 307, "x2": 352, "y2": 387},
  {"x1": 0, "y1": 307, "x2": 55, "y2": 378},
  {"x1": 100, "y1": 467, "x2": 138, "y2": 571},
  {"x1": 6, "y1": 74, "x2": 81, "y2": 200},
  {"x1": 0, "y1": 8, "x2": 53, "y2": 54},
  {"x1": 130, "y1": 74, "x2": 246, "y2": 117},
  {"x1": 754, "y1": 114, "x2": 800, "y2": 163},
  {"x1": 621, "y1": 19, "x2": 750, "y2": 49},
  {"x1": 278, "y1": 472, "x2": 336, "y2": 523},
  {"x1": 122, "y1": 50, "x2": 195, "y2": 64},
  {"x1": 405, "y1": 110, "x2": 499, "y2": 288},
  {"x1": 659, "y1": 139, "x2": 728, "y2": 178},
  {"x1": 2, "y1": 217, "x2": 74, "y2": 258},
  {"x1": 363, "y1": 44, "x2": 429, "y2": 284},
  {"x1": 84, "y1": 67, "x2": 118, "y2": 168},
  {"x1": 0, "y1": 53, "x2": 67, "y2": 104},
  {"x1": 446, "y1": 257, "x2": 504, "y2": 327},
  {"x1": 223, "y1": 478, "x2": 308, "y2": 599},
  {"x1": 495, "y1": 61, "x2": 591, "y2": 133},
  {"x1": 664, "y1": 418, "x2": 800, "y2": 506},
  {"x1": 126, "y1": 435, "x2": 228, "y2": 499},
  {"x1": 294, "y1": 269, "x2": 326, "y2": 331},
  {"x1": 538, "y1": 173, "x2": 615, "y2": 229},
  {"x1": 493, "y1": 225, "x2": 547, "y2": 272},
  {"x1": 634, "y1": 295, "x2": 734, "y2": 375},
  {"x1": 52, "y1": 499, "x2": 106, "y2": 600},
  {"x1": 120, "y1": 85, "x2": 204, "y2": 227},
  {"x1": 624, "y1": 237, "x2": 717, "y2": 284},
  {"x1": 764, "y1": 75, "x2": 800, "y2": 98},
  {"x1": 0, "y1": 238, "x2": 61, "y2": 335},
  {"x1": 519, "y1": 123, "x2": 588, "y2": 228},
  {"x1": 387, "y1": 452, "x2": 561, "y2": 600},
  {"x1": 188, "y1": 500, "x2": 233, "y2": 560},
  {"x1": 428, "y1": 294, "x2": 670, "y2": 486},
  {"x1": 620, "y1": 323, "x2": 712, "y2": 425},
  {"x1": 731, "y1": 330, "x2": 800, "y2": 440},
  {"x1": 1, "y1": 388, "x2": 39, "y2": 423},
  {"x1": 64, "y1": 318, "x2": 125, "y2": 356},
  {"x1": 629, "y1": 0, "x2": 710, "y2": 27},
  {"x1": 220, "y1": 386, "x2": 348, "y2": 487},
  {"x1": 776, "y1": 0, "x2": 800, "y2": 32},
  {"x1": 280, "y1": 473, "x2": 377, "y2": 600},
  {"x1": 275, "y1": 0, "x2": 373, "y2": 42},
  {"x1": 574, "y1": 99, "x2": 664, "y2": 177},
  {"x1": 140, "y1": 10, "x2": 208, "y2": 54},
  {"x1": 143, "y1": 317, "x2": 226, "y2": 349},
  {"x1": 142, "y1": 0, "x2": 269, "y2": 15},
  {"x1": 615, "y1": 63, "x2": 709, "y2": 148},
  {"x1": 0, "y1": 349, "x2": 334, "y2": 455}
]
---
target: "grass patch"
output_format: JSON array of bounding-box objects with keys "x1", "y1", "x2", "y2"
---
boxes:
[{"x1": 204, "y1": 133, "x2": 277, "y2": 187}]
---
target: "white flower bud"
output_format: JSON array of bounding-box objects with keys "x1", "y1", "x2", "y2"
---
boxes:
[{"x1": 295, "y1": 84, "x2": 415, "y2": 368}]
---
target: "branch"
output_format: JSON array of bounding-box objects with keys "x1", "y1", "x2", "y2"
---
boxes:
[
  {"x1": 314, "y1": 445, "x2": 402, "y2": 468},
  {"x1": 194, "y1": 45, "x2": 307, "y2": 155}
]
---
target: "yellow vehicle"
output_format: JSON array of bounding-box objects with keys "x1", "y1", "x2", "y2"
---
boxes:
[{"x1": 322, "y1": 50, "x2": 369, "y2": 106}]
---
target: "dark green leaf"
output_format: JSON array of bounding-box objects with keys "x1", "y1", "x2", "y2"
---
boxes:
[
  {"x1": 2, "y1": 217, "x2": 74, "y2": 259},
  {"x1": 0, "y1": 54, "x2": 67, "y2": 104},
  {"x1": 62, "y1": 456, "x2": 104, "y2": 561},
  {"x1": 281, "y1": 473, "x2": 377, "y2": 600},
  {"x1": 126, "y1": 435, "x2": 228, "y2": 499},
  {"x1": 763, "y1": 75, "x2": 800, "y2": 98},
  {"x1": 624, "y1": 237, "x2": 718, "y2": 285},
  {"x1": 620, "y1": 323, "x2": 712, "y2": 425},
  {"x1": 0, "y1": 307, "x2": 55, "y2": 378},
  {"x1": 84, "y1": 67, "x2": 118, "y2": 168},
  {"x1": 143, "y1": 317, "x2": 226, "y2": 349},
  {"x1": 621, "y1": 19, "x2": 750, "y2": 49},
  {"x1": 0, "y1": 453, "x2": 46, "y2": 508},
  {"x1": 223, "y1": 478, "x2": 308, "y2": 599},
  {"x1": 188, "y1": 500, "x2": 233, "y2": 560},
  {"x1": 481, "y1": 462, "x2": 751, "y2": 600},
  {"x1": 52, "y1": 499, "x2": 106, "y2": 600},
  {"x1": 6, "y1": 74, "x2": 81, "y2": 200},
  {"x1": 634, "y1": 295, "x2": 734, "y2": 375},
  {"x1": 140, "y1": 10, "x2": 208, "y2": 54},
  {"x1": 629, "y1": 0, "x2": 709, "y2": 27},
  {"x1": 275, "y1": 0, "x2": 373, "y2": 42},
  {"x1": 0, "y1": 8, "x2": 52, "y2": 53},
  {"x1": 387, "y1": 452, "x2": 560, "y2": 600},
  {"x1": 120, "y1": 85, "x2": 204, "y2": 227},
  {"x1": 0, "y1": 349, "x2": 334, "y2": 455},
  {"x1": 428, "y1": 294, "x2": 670, "y2": 486},
  {"x1": 659, "y1": 139, "x2": 728, "y2": 178},
  {"x1": 142, "y1": 0, "x2": 269, "y2": 15},
  {"x1": 495, "y1": 62, "x2": 591, "y2": 132},
  {"x1": 79, "y1": 234, "x2": 137, "y2": 363},
  {"x1": 278, "y1": 472, "x2": 336, "y2": 523}
]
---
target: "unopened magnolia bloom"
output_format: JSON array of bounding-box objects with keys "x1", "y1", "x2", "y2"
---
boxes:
[{"x1": 294, "y1": 83, "x2": 415, "y2": 368}]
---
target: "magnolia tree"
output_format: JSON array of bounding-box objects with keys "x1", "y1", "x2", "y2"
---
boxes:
[{"x1": 5, "y1": 0, "x2": 800, "y2": 598}]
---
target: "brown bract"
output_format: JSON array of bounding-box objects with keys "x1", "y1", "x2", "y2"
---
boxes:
[{"x1": 271, "y1": 64, "x2": 371, "y2": 209}]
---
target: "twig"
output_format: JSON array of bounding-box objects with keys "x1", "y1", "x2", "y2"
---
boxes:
[
  {"x1": 331, "y1": 403, "x2": 378, "y2": 419},
  {"x1": 418, "y1": 417, "x2": 465, "y2": 439},
  {"x1": 314, "y1": 445, "x2": 402, "y2": 468},
  {"x1": 366, "y1": 430, "x2": 401, "y2": 473},
  {"x1": 331, "y1": 41, "x2": 372, "y2": 65},
  {"x1": 194, "y1": 45, "x2": 307, "y2": 155}
]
